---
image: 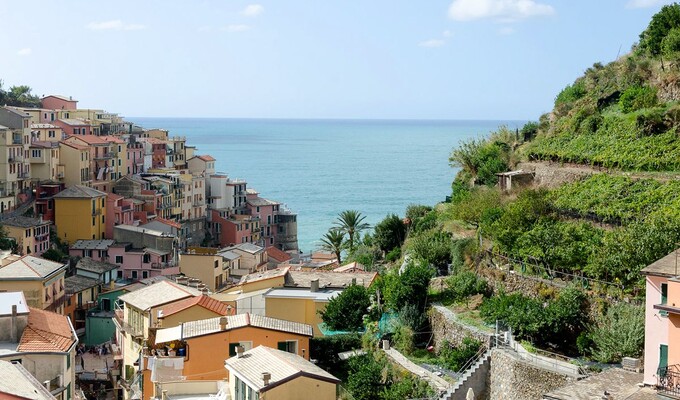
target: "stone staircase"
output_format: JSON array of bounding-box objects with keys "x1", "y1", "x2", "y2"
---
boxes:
[{"x1": 439, "y1": 350, "x2": 491, "y2": 400}]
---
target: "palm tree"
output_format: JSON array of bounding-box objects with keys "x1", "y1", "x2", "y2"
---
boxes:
[
  {"x1": 319, "y1": 228, "x2": 346, "y2": 265},
  {"x1": 334, "y1": 210, "x2": 370, "y2": 250}
]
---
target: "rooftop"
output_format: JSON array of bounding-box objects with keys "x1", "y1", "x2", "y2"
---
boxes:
[
  {"x1": 58, "y1": 118, "x2": 89, "y2": 126},
  {"x1": 543, "y1": 368, "x2": 655, "y2": 400},
  {"x1": 641, "y1": 248, "x2": 680, "y2": 277},
  {"x1": 285, "y1": 271, "x2": 377, "y2": 289},
  {"x1": 265, "y1": 247, "x2": 292, "y2": 263},
  {"x1": 118, "y1": 280, "x2": 200, "y2": 311},
  {"x1": 114, "y1": 224, "x2": 172, "y2": 237},
  {"x1": 247, "y1": 197, "x2": 280, "y2": 207},
  {"x1": 66, "y1": 134, "x2": 108, "y2": 144},
  {"x1": 31, "y1": 123, "x2": 59, "y2": 129},
  {"x1": 0, "y1": 292, "x2": 29, "y2": 316},
  {"x1": 0, "y1": 215, "x2": 49, "y2": 228},
  {"x1": 196, "y1": 155, "x2": 215, "y2": 162},
  {"x1": 42, "y1": 94, "x2": 77, "y2": 102},
  {"x1": 158, "y1": 295, "x2": 229, "y2": 319},
  {"x1": 0, "y1": 256, "x2": 65, "y2": 280},
  {"x1": 18, "y1": 307, "x2": 76, "y2": 352},
  {"x1": 216, "y1": 250, "x2": 240, "y2": 261},
  {"x1": 238, "y1": 267, "x2": 289, "y2": 286},
  {"x1": 264, "y1": 287, "x2": 342, "y2": 302},
  {"x1": 224, "y1": 243, "x2": 264, "y2": 255},
  {"x1": 70, "y1": 239, "x2": 115, "y2": 250},
  {"x1": 333, "y1": 262, "x2": 366, "y2": 273},
  {"x1": 65, "y1": 275, "x2": 100, "y2": 295},
  {"x1": 224, "y1": 346, "x2": 339, "y2": 393},
  {"x1": 52, "y1": 185, "x2": 106, "y2": 199},
  {"x1": 0, "y1": 360, "x2": 56, "y2": 400},
  {"x1": 154, "y1": 313, "x2": 312, "y2": 344},
  {"x1": 76, "y1": 257, "x2": 119, "y2": 274}
]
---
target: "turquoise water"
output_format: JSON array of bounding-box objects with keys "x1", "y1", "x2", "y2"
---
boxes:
[{"x1": 130, "y1": 118, "x2": 523, "y2": 252}]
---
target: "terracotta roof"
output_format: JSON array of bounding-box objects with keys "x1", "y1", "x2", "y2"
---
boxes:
[
  {"x1": 58, "y1": 141, "x2": 88, "y2": 151},
  {"x1": 224, "y1": 346, "x2": 339, "y2": 393},
  {"x1": 52, "y1": 185, "x2": 106, "y2": 199},
  {"x1": 159, "y1": 295, "x2": 229, "y2": 318},
  {"x1": 152, "y1": 217, "x2": 182, "y2": 229},
  {"x1": 266, "y1": 247, "x2": 292, "y2": 263},
  {"x1": 66, "y1": 134, "x2": 108, "y2": 144},
  {"x1": 333, "y1": 262, "x2": 365, "y2": 273},
  {"x1": 142, "y1": 137, "x2": 166, "y2": 145},
  {"x1": 197, "y1": 155, "x2": 215, "y2": 162},
  {"x1": 18, "y1": 307, "x2": 76, "y2": 352},
  {"x1": 102, "y1": 136, "x2": 126, "y2": 144}
]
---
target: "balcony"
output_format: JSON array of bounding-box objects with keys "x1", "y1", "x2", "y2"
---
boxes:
[
  {"x1": 47, "y1": 374, "x2": 66, "y2": 396},
  {"x1": 151, "y1": 261, "x2": 176, "y2": 269},
  {"x1": 92, "y1": 208, "x2": 102, "y2": 216},
  {"x1": 95, "y1": 151, "x2": 115, "y2": 160},
  {"x1": 12, "y1": 136, "x2": 22, "y2": 145},
  {"x1": 114, "y1": 303, "x2": 144, "y2": 338},
  {"x1": 658, "y1": 365, "x2": 680, "y2": 398},
  {"x1": 17, "y1": 171, "x2": 30, "y2": 179},
  {"x1": 8, "y1": 154, "x2": 23, "y2": 163}
]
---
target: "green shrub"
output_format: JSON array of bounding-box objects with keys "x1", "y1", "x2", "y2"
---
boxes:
[
  {"x1": 555, "y1": 81, "x2": 587, "y2": 107},
  {"x1": 589, "y1": 303, "x2": 645, "y2": 363},
  {"x1": 385, "y1": 246, "x2": 401, "y2": 262},
  {"x1": 407, "y1": 229, "x2": 452, "y2": 272},
  {"x1": 635, "y1": 107, "x2": 666, "y2": 136},
  {"x1": 310, "y1": 334, "x2": 362, "y2": 380},
  {"x1": 445, "y1": 270, "x2": 488, "y2": 301},
  {"x1": 662, "y1": 26, "x2": 680, "y2": 56},
  {"x1": 320, "y1": 285, "x2": 371, "y2": 331},
  {"x1": 619, "y1": 85, "x2": 657, "y2": 113},
  {"x1": 639, "y1": 3, "x2": 680, "y2": 56},
  {"x1": 438, "y1": 338, "x2": 483, "y2": 371}
]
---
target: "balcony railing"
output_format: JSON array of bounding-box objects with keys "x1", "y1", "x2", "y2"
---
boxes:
[
  {"x1": 18, "y1": 172, "x2": 30, "y2": 179},
  {"x1": 95, "y1": 151, "x2": 115, "y2": 159},
  {"x1": 658, "y1": 365, "x2": 680, "y2": 398},
  {"x1": 12, "y1": 136, "x2": 22, "y2": 145},
  {"x1": 151, "y1": 261, "x2": 176, "y2": 269},
  {"x1": 45, "y1": 294, "x2": 66, "y2": 312}
]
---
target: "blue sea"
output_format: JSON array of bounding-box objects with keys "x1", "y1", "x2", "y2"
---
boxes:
[{"x1": 130, "y1": 118, "x2": 523, "y2": 252}]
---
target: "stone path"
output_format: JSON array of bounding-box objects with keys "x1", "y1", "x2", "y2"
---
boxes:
[
  {"x1": 384, "y1": 347, "x2": 450, "y2": 393},
  {"x1": 75, "y1": 352, "x2": 115, "y2": 380}
]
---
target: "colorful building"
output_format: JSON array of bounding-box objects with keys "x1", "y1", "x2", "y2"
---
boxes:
[
  {"x1": 41, "y1": 95, "x2": 78, "y2": 111},
  {"x1": 0, "y1": 215, "x2": 51, "y2": 256},
  {"x1": 106, "y1": 193, "x2": 135, "y2": 239},
  {"x1": 53, "y1": 185, "x2": 107, "y2": 243},
  {"x1": 58, "y1": 141, "x2": 90, "y2": 187},
  {"x1": 0, "y1": 254, "x2": 67, "y2": 313},
  {"x1": 157, "y1": 295, "x2": 230, "y2": 328},
  {"x1": 223, "y1": 346, "x2": 339, "y2": 400},
  {"x1": 179, "y1": 248, "x2": 237, "y2": 292}
]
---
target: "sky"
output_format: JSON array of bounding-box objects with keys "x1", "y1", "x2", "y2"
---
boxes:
[{"x1": 0, "y1": 0, "x2": 675, "y2": 120}]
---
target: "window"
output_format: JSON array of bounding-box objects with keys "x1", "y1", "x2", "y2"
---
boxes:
[
  {"x1": 143, "y1": 254, "x2": 151, "y2": 263},
  {"x1": 142, "y1": 271, "x2": 148, "y2": 279},
  {"x1": 131, "y1": 270, "x2": 138, "y2": 279},
  {"x1": 277, "y1": 340, "x2": 297, "y2": 354},
  {"x1": 228, "y1": 341, "x2": 253, "y2": 357},
  {"x1": 67, "y1": 353, "x2": 71, "y2": 370},
  {"x1": 661, "y1": 283, "x2": 669, "y2": 317},
  {"x1": 115, "y1": 255, "x2": 123, "y2": 263}
]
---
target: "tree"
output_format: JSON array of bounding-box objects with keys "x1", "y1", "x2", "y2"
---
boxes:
[
  {"x1": 589, "y1": 303, "x2": 645, "y2": 363},
  {"x1": 41, "y1": 248, "x2": 66, "y2": 263},
  {"x1": 0, "y1": 225, "x2": 16, "y2": 252},
  {"x1": 384, "y1": 261, "x2": 434, "y2": 312},
  {"x1": 320, "y1": 284, "x2": 371, "y2": 331},
  {"x1": 334, "y1": 210, "x2": 369, "y2": 250},
  {"x1": 5, "y1": 85, "x2": 40, "y2": 107},
  {"x1": 639, "y1": 3, "x2": 680, "y2": 56},
  {"x1": 373, "y1": 214, "x2": 406, "y2": 254},
  {"x1": 319, "y1": 228, "x2": 345, "y2": 264},
  {"x1": 345, "y1": 353, "x2": 384, "y2": 400}
]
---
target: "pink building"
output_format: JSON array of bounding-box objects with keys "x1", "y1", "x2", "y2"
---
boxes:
[
  {"x1": 69, "y1": 239, "x2": 116, "y2": 261},
  {"x1": 108, "y1": 242, "x2": 179, "y2": 280},
  {"x1": 642, "y1": 249, "x2": 678, "y2": 386},
  {"x1": 143, "y1": 138, "x2": 167, "y2": 168},
  {"x1": 41, "y1": 95, "x2": 78, "y2": 111},
  {"x1": 127, "y1": 141, "x2": 145, "y2": 175},
  {"x1": 246, "y1": 189, "x2": 279, "y2": 247},
  {"x1": 54, "y1": 119, "x2": 92, "y2": 136},
  {"x1": 210, "y1": 210, "x2": 260, "y2": 247},
  {"x1": 106, "y1": 193, "x2": 135, "y2": 239},
  {"x1": 34, "y1": 181, "x2": 66, "y2": 222}
]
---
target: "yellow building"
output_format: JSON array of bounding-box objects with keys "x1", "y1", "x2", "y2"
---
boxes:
[
  {"x1": 53, "y1": 185, "x2": 107, "y2": 243},
  {"x1": 224, "y1": 346, "x2": 339, "y2": 400},
  {"x1": 59, "y1": 141, "x2": 90, "y2": 186},
  {"x1": 29, "y1": 141, "x2": 61, "y2": 182},
  {"x1": 179, "y1": 248, "x2": 240, "y2": 292},
  {"x1": 264, "y1": 285, "x2": 342, "y2": 337},
  {"x1": 0, "y1": 215, "x2": 51, "y2": 256},
  {"x1": 102, "y1": 136, "x2": 128, "y2": 181},
  {"x1": 0, "y1": 254, "x2": 67, "y2": 313}
]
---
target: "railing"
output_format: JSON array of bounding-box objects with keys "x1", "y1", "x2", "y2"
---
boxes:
[
  {"x1": 151, "y1": 261, "x2": 176, "y2": 269},
  {"x1": 18, "y1": 172, "x2": 30, "y2": 179},
  {"x1": 45, "y1": 294, "x2": 66, "y2": 312},
  {"x1": 12, "y1": 136, "x2": 22, "y2": 145},
  {"x1": 658, "y1": 365, "x2": 680, "y2": 398},
  {"x1": 47, "y1": 374, "x2": 64, "y2": 394},
  {"x1": 92, "y1": 208, "x2": 101, "y2": 216}
]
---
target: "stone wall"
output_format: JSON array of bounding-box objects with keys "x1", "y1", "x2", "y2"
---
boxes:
[
  {"x1": 516, "y1": 161, "x2": 596, "y2": 189},
  {"x1": 489, "y1": 348, "x2": 575, "y2": 400},
  {"x1": 429, "y1": 305, "x2": 493, "y2": 352},
  {"x1": 475, "y1": 264, "x2": 564, "y2": 300}
]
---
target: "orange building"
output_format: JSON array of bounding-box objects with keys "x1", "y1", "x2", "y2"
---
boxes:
[{"x1": 143, "y1": 313, "x2": 313, "y2": 400}]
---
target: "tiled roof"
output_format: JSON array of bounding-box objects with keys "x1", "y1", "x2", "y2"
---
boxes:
[
  {"x1": 59, "y1": 141, "x2": 88, "y2": 151},
  {"x1": 265, "y1": 247, "x2": 292, "y2": 263},
  {"x1": 641, "y1": 248, "x2": 680, "y2": 277},
  {"x1": 70, "y1": 239, "x2": 115, "y2": 250},
  {"x1": 333, "y1": 262, "x2": 365, "y2": 273},
  {"x1": 75, "y1": 257, "x2": 118, "y2": 274},
  {"x1": 52, "y1": 185, "x2": 106, "y2": 199},
  {"x1": 155, "y1": 313, "x2": 312, "y2": 344},
  {"x1": 247, "y1": 197, "x2": 280, "y2": 207},
  {"x1": 67, "y1": 134, "x2": 107, "y2": 144},
  {"x1": 118, "y1": 280, "x2": 200, "y2": 311},
  {"x1": 65, "y1": 275, "x2": 100, "y2": 295},
  {"x1": 58, "y1": 118, "x2": 89, "y2": 126},
  {"x1": 18, "y1": 307, "x2": 76, "y2": 352},
  {"x1": 151, "y1": 217, "x2": 182, "y2": 229},
  {"x1": 285, "y1": 271, "x2": 377, "y2": 289},
  {"x1": 217, "y1": 250, "x2": 240, "y2": 261},
  {"x1": 0, "y1": 256, "x2": 65, "y2": 280},
  {"x1": 159, "y1": 295, "x2": 229, "y2": 318},
  {"x1": 0, "y1": 215, "x2": 50, "y2": 228},
  {"x1": 225, "y1": 243, "x2": 264, "y2": 255},
  {"x1": 0, "y1": 360, "x2": 56, "y2": 400},
  {"x1": 238, "y1": 267, "x2": 289, "y2": 285},
  {"x1": 197, "y1": 155, "x2": 215, "y2": 162},
  {"x1": 224, "y1": 346, "x2": 339, "y2": 392},
  {"x1": 102, "y1": 136, "x2": 125, "y2": 144},
  {"x1": 0, "y1": 292, "x2": 29, "y2": 316}
]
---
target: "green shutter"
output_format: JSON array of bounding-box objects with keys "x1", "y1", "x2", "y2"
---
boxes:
[
  {"x1": 67, "y1": 354, "x2": 71, "y2": 370},
  {"x1": 229, "y1": 343, "x2": 239, "y2": 357},
  {"x1": 660, "y1": 344, "x2": 669, "y2": 374},
  {"x1": 662, "y1": 283, "x2": 668, "y2": 305}
]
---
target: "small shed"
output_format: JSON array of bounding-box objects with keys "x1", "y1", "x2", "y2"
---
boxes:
[{"x1": 497, "y1": 170, "x2": 535, "y2": 192}]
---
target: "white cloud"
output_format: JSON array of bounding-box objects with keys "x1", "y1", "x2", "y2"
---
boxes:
[
  {"x1": 241, "y1": 4, "x2": 264, "y2": 17},
  {"x1": 499, "y1": 26, "x2": 516, "y2": 35},
  {"x1": 625, "y1": 0, "x2": 671, "y2": 8},
  {"x1": 224, "y1": 24, "x2": 251, "y2": 32},
  {"x1": 86, "y1": 20, "x2": 147, "y2": 31},
  {"x1": 17, "y1": 48, "x2": 31, "y2": 56},
  {"x1": 443, "y1": 30, "x2": 453, "y2": 38},
  {"x1": 448, "y1": 0, "x2": 555, "y2": 22},
  {"x1": 419, "y1": 39, "x2": 445, "y2": 48}
]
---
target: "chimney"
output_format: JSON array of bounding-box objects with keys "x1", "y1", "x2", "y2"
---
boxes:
[
  {"x1": 219, "y1": 316, "x2": 228, "y2": 331},
  {"x1": 262, "y1": 372, "x2": 271, "y2": 387},
  {"x1": 43, "y1": 380, "x2": 50, "y2": 390},
  {"x1": 10, "y1": 305, "x2": 18, "y2": 343},
  {"x1": 201, "y1": 287, "x2": 209, "y2": 295},
  {"x1": 236, "y1": 345, "x2": 244, "y2": 358},
  {"x1": 310, "y1": 279, "x2": 319, "y2": 293},
  {"x1": 162, "y1": 390, "x2": 168, "y2": 400}
]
